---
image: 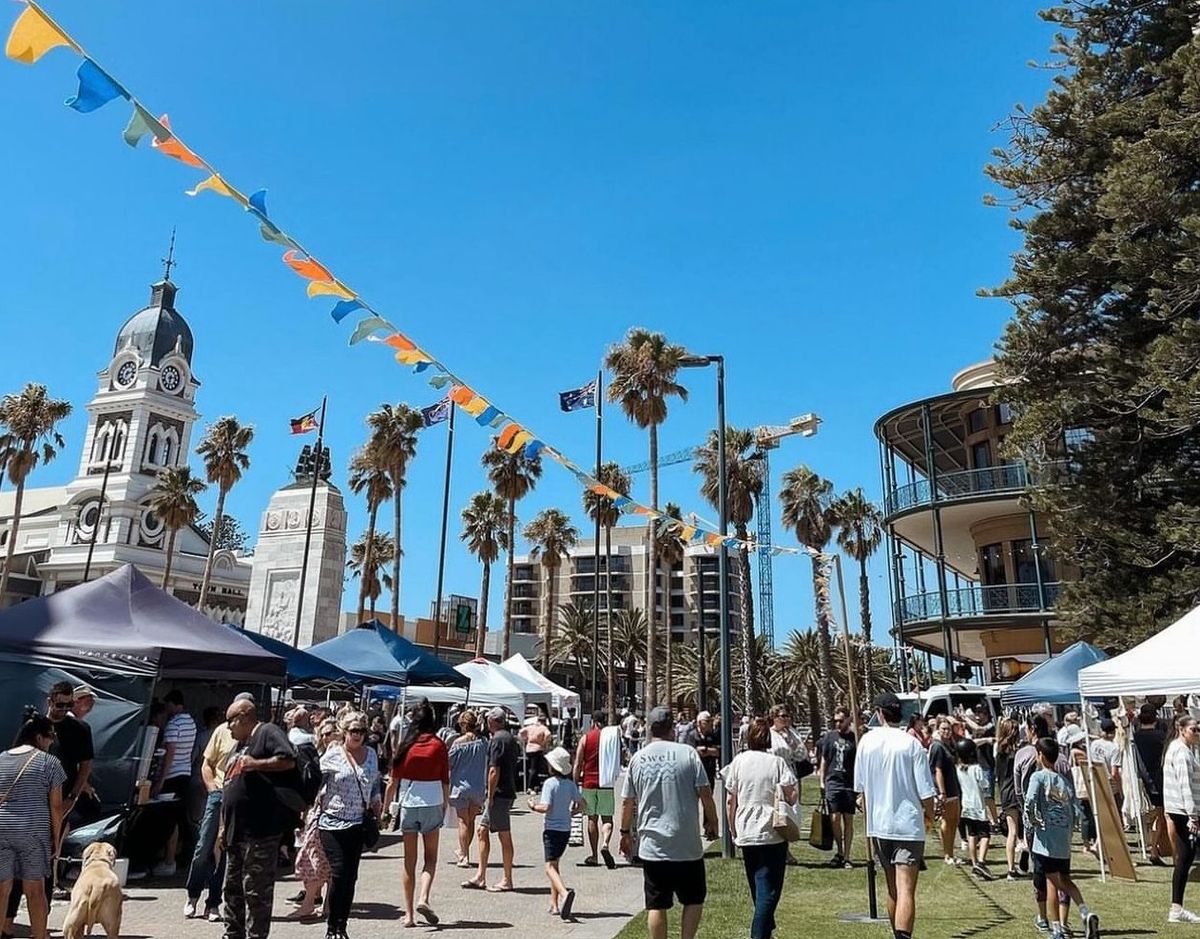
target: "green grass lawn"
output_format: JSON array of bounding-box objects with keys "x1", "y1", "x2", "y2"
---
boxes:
[{"x1": 615, "y1": 785, "x2": 1173, "y2": 939}]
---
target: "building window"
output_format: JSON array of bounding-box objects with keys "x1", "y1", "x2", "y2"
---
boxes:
[
  {"x1": 967, "y1": 408, "x2": 988, "y2": 434},
  {"x1": 1012, "y1": 538, "x2": 1056, "y2": 583},
  {"x1": 971, "y1": 440, "x2": 992, "y2": 470},
  {"x1": 979, "y1": 543, "x2": 1006, "y2": 586}
]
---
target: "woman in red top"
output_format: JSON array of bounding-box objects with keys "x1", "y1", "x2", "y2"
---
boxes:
[{"x1": 391, "y1": 705, "x2": 450, "y2": 928}]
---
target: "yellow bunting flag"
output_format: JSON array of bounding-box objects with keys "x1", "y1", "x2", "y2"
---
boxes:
[
  {"x1": 151, "y1": 115, "x2": 205, "y2": 168},
  {"x1": 5, "y1": 4, "x2": 78, "y2": 64},
  {"x1": 394, "y1": 348, "x2": 433, "y2": 367},
  {"x1": 505, "y1": 430, "x2": 533, "y2": 454},
  {"x1": 460, "y1": 396, "x2": 490, "y2": 418},
  {"x1": 306, "y1": 280, "x2": 353, "y2": 300},
  {"x1": 185, "y1": 174, "x2": 234, "y2": 199}
]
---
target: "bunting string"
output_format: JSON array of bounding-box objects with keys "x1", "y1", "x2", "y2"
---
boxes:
[{"x1": 4, "y1": 0, "x2": 822, "y2": 557}]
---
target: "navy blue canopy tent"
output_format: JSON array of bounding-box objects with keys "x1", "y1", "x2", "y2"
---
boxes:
[
  {"x1": 230, "y1": 626, "x2": 359, "y2": 688},
  {"x1": 305, "y1": 620, "x2": 468, "y2": 688},
  {"x1": 1000, "y1": 640, "x2": 1109, "y2": 707}
]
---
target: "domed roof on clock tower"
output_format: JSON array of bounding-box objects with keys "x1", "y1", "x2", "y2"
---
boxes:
[{"x1": 113, "y1": 278, "x2": 194, "y2": 367}]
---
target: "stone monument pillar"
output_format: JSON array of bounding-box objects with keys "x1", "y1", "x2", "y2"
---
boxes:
[{"x1": 244, "y1": 447, "x2": 347, "y2": 647}]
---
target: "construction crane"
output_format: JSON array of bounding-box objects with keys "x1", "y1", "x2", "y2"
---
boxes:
[{"x1": 622, "y1": 413, "x2": 821, "y2": 648}]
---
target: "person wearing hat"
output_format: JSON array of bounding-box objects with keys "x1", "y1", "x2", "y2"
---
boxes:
[
  {"x1": 463, "y1": 707, "x2": 520, "y2": 892},
  {"x1": 619, "y1": 706, "x2": 718, "y2": 939},
  {"x1": 528, "y1": 747, "x2": 582, "y2": 919},
  {"x1": 853, "y1": 693, "x2": 936, "y2": 939},
  {"x1": 70, "y1": 685, "x2": 96, "y2": 722}
]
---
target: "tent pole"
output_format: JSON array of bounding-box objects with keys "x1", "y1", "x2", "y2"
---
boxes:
[{"x1": 1080, "y1": 705, "x2": 1106, "y2": 882}]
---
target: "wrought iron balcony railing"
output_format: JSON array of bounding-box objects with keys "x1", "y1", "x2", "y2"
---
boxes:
[
  {"x1": 894, "y1": 581, "x2": 1061, "y2": 626},
  {"x1": 886, "y1": 463, "x2": 1038, "y2": 515}
]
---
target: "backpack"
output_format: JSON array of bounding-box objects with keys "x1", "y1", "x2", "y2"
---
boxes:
[{"x1": 294, "y1": 742, "x2": 323, "y2": 807}]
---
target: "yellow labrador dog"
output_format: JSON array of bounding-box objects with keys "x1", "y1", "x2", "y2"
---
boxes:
[{"x1": 62, "y1": 841, "x2": 122, "y2": 938}]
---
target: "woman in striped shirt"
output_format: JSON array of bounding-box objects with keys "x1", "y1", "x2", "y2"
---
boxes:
[{"x1": 1164, "y1": 716, "x2": 1200, "y2": 924}]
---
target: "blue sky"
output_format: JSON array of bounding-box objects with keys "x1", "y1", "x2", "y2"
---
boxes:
[{"x1": 0, "y1": 2, "x2": 1055, "y2": 643}]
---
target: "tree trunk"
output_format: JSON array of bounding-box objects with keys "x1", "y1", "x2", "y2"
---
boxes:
[
  {"x1": 370, "y1": 583, "x2": 378, "y2": 618},
  {"x1": 605, "y1": 525, "x2": 617, "y2": 723},
  {"x1": 663, "y1": 553, "x2": 673, "y2": 708},
  {"x1": 811, "y1": 554, "x2": 835, "y2": 731},
  {"x1": 0, "y1": 473, "x2": 28, "y2": 606},
  {"x1": 474, "y1": 561, "x2": 491, "y2": 657},
  {"x1": 197, "y1": 484, "x2": 228, "y2": 612},
  {"x1": 356, "y1": 501, "x2": 380, "y2": 624},
  {"x1": 736, "y1": 526, "x2": 757, "y2": 713},
  {"x1": 644, "y1": 425, "x2": 659, "y2": 711},
  {"x1": 161, "y1": 528, "x2": 178, "y2": 590},
  {"x1": 859, "y1": 555, "x2": 875, "y2": 703},
  {"x1": 806, "y1": 683, "x2": 820, "y2": 735},
  {"x1": 541, "y1": 561, "x2": 554, "y2": 675},
  {"x1": 502, "y1": 498, "x2": 515, "y2": 661},
  {"x1": 391, "y1": 476, "x2": 403, "y2": 627}
]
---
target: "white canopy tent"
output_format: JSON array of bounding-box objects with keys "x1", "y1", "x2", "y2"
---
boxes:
[
  {"x1": 404, "y1": 659, "x2": 553, "y2": 714},
  {"x1": 501, "y1": 653, "x2": 581, "y2": 711},
  {"x1": 1078, "y1": 602, "x2": 1200, "y2": 698}
]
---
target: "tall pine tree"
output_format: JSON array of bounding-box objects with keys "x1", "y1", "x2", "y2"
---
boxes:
[{"x1": 989, "y1": 1, "x2": 1200, "y2": 650}]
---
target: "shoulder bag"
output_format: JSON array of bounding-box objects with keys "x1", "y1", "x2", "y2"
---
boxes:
[
  {"x1": 772, "y1": 782, "x2": 802, "y2": 843},
  {"x1": 809, "y1": 794, "x2": 833, "y2": 850},
  {"x1": 348, "y1": 749, "x2": 380, "y2": 850},
  {"x1": 0, "y1": 750, "x2": 40, "y2": 806}
]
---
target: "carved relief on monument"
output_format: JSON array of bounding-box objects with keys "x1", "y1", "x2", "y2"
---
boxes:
[
  {"x1": 261, "y1": 570, "x2": 299, "y2": 642},
  {"x1": 263, "y1": 509, "x2": 323, "y2": 534}
]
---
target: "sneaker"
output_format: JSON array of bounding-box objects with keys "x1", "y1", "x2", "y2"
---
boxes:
[
  {"x1": 1169, "y1": 909, "x2": 1200, "y2": 924},
  {"x1": 1006, "y1": 869, "x2": 1020, "y2": 881},
  {"x1": 828, "y1": 854, "x2": 845, "y2": 868},
  {"x1": 206, "y1": 908, "x2": 222, "y2": 923},
  {"x1": 972, "y1": 863, "x2": 993, "y2": 881},
  {"x1": 152, "y1": 861, "x2": 177, "y2": 878},
  {"x1": 183, "y1": 900, "x2": 198, "y2": 919},
  {"x1": 287, "y1": 890, "x2": 306, "y2": 903},
  {"x1": 1083, "y1": 911, "x2": 1099, "y2": 939},
  {"x1": 1034, "y1": 917, "x2": 1051, "y2": 934}
]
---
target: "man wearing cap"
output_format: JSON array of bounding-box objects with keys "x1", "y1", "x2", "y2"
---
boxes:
[
  {"x1": 854, "y1": 693, "x2": 935, "y2": 939},
  {"x1": 685, "y1": 711, "x2": 720, "y2": 789},
  {"x1": 464, "y1": 707, "x2": 520, "y2": 891},
  {"x1": 619, "y1": 706, "x2": 719, "y2": 939}
]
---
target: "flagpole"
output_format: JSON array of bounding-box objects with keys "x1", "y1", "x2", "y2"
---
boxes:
[
  {"x1": 292, "y1": 396, "x2": 326, "y2": 647},
  {"x1": 591, "y1": 370, "x2": 602, "y2": 714},
  {"x1": 432, "y1": 402, "x2": 456, "y2": 658}
]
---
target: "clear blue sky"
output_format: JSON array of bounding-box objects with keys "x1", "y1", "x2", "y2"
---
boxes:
[{"x1": 0, "y1": 2, "x2": 1055, "y2": 643}]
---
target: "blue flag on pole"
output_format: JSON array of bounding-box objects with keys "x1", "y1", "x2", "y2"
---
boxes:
[
  {"x1": 559, "y1": 380, "x2": 597, "y2": 412},
  {"x1": 422, "y1": 397, "x2": 451, "y2": 427}
]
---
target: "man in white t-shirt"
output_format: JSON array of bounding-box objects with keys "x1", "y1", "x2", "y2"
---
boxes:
[
  {"x1": 154, "y1": 689, "x2": 198, "y2": 877},
  {"x1": 854, "y1": 693, "x2": 935, "y2": 939}
]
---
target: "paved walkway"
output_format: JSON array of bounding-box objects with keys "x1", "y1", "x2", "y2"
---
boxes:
[{"x1": 34, "y1": 805, "x2": 640, "y2": 939}]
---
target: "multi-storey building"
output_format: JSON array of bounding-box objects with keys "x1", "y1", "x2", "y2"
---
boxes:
[
  {"x1": 875, "y1": 360, "x2": 1073, "y2": 685},
  {"x1": 511, "y1": 524, "x2": 745, "y2": 645}
]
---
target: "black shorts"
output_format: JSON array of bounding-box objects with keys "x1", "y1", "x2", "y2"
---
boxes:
[
  {"x1": 962, "y1": 818, "x2": 990, "y2": 839},
  {"x1": 1032, "y1": 853, "x2": 1071, "y2": 876},
  {"x1": 642, "y1": 858, "x2": 707, "y2": 910},
  {"x1": 543, "y1": 829, "x2": 570, "y2": 862},
  {"x1": 825, "y1": 787, "x2": 856, "y2": 815}
]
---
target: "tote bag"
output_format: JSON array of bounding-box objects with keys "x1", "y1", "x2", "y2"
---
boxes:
[
  {"x1": 772, "y1": 784, "x2": 802, "y2": 843},
  {"x1": 809, "y1": 796, "x2": 833, "y2": 851}
]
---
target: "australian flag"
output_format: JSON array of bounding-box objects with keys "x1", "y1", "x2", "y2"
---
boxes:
[
  {"x1": 421, "y1": 397, "x2": 451, "y2": 427},
  {"x1": 559, "y1": 380, "x2": 597, "y2": 413}
]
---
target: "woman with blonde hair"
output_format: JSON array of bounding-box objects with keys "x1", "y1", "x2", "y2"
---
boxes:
[{"x1": 447, "y1": 709, "x2": 488, "y2": 867}]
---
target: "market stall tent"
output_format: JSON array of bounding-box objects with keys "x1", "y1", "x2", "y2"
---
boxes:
[
  {"x1": 405, "y1": 658, "x2": 553, "y2": 713},
  {"x1": 232, "y1": 626, "x2": 358, "y2": 689},
  {"x1": 1000, "y1": 641, "x2": 1109, "y2": 707},
  {"x1": 501, "y1": 653, "x2": 580, "y2": 710},
  {"x1": 304, "y1": 620, "x2": 468, "y2": 688},
  {"x1": 1078, "y1": 603, "x2": 1200, "y2": 698}
]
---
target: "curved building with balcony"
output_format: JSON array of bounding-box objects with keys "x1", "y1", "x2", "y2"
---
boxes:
[{"x1": 875, "y1": 360, "x2": 1071, "y2": 684}]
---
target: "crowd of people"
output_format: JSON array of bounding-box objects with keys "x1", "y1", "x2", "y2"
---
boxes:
[{"x1": 1, "y1": 681, "x2": 1199, "y2": 939}]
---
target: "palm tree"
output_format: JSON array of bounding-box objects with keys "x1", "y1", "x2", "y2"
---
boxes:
[
  {"x1": 366, "y1": 402, "x2": 423, "y2": 624},
  {"x1": 832, "y1": 488, "x2": 884, "y2": 701},
  {"x1": 482, "y1": 440, "x2": 542, "y2": 660},
  {"x1": 611, "y1": 607, "x2": 650, "y2": 709},
  {"x1": 656, "y1": 503, "x2": 687, "y2": 707},
  {"x1": 147, "y1": 466, "x2": 206, "y2": 591},
  {"x1": 347, "y1": 531, "x2": 396, "y2": 619},
  {"x1": 0, "y1": 384, "x2": 72, "y2": 604},
  {"x1": 779, "y1": 465, "x2": 837, "y2": 729},
  {"x1": 670, "y1": 634, "x2": 719, "y2": 714},
  {"x1": 582, "y1": 461, "x2": 631, "y2": 721},
  {"x1": 778, "y1": 628, "x2": 824, "y2": 731},
  {"x1": 195, "y1": 416, "x2": 254, "y2": 612},
  {"x1": 605, "y1": 328, "x2": 689, "y2": 710},
  {"x1": 460, "y1": 491, "x2": 509, "y2": 657},
  {"x1": 524, "y1": 508, "x2": 579, "y2": 674},
  {"x1": 694, "y1": 425, "x2": 766, "y2": 712},
  {"x1": 347, "y1": 442, "x2": 393, "y2": 624},
  {"x1": 550, "y1": 601, "x2": 595, "y2": 696}
]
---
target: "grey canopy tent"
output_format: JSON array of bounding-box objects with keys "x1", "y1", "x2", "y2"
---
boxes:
[{"x1": 0, "y1": 565, "x2": 285, "y2": 811}]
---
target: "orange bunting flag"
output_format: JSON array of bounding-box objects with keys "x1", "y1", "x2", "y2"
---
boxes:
[
  {"x1": 497, "y1": 424, "x2": 522, "y2": 450},
  {"x1": 5, "y1": 4, "x2": 78, "y2": 64},
  {"x1": 306, "y1": 280, "x2": 354, "y2": 300},
  {"x1": 282, "y1": 249, "x2": 332, "y2": 282},
  {"x1": 382, "y1": 333, "x2": 416, "y2": 351},
  {"x1": 150, "y1": 115, "x2": 205, "y2": 168},
  {"x1": 449, "y1": 385, "x2": 476, "y2": 407}
]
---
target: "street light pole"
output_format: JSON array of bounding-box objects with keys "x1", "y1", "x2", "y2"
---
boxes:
[{"x1": 83, "y1": 459, "x2": 118, "y2": 582}]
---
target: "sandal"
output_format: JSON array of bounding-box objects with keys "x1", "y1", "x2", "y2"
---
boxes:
[{"x1": 461, "y1": 878, "x2": 486, "y2": 890}]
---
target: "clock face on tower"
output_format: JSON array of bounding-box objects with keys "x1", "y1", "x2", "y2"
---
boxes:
[
  {"x1": 160, "y1": 365, "x2": 182, "y2": 393},
  {"x1": 115, "y1": 360, "x2": 137, "y2": 388}
]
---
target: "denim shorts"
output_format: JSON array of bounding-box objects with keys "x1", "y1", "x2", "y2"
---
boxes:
[
  {"x1": 543, "y1": 829, "x2": 570, "y2": 862},
  {"x1": 400, "y1": 804, "x2": 444, "y2": 834}
]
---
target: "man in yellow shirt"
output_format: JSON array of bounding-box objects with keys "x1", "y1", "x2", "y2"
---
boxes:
[{"x1": 183, "y1": 693, "x2": 246, "y2": 922}]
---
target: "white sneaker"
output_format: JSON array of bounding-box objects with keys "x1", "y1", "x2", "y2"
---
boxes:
[
  {"x1": 207, "y1": 908, "x2": 223, "y2": 923},
  {"x1": 152, "y1": 861, "x2": 177, "y2": 878},
  {"x1": 183, "y1": 899, "x2": 197, "y2": 918},
  {"x1": 1169, "y1": 908, "x2": 1200, "y2": 924}
]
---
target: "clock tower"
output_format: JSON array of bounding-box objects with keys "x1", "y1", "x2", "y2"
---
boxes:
[{"x1": 62, "y1": 273, "x2": 200, "y2": 553}]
